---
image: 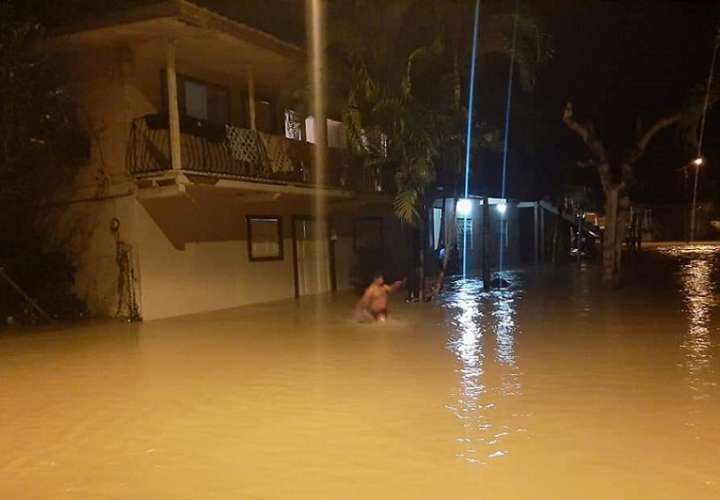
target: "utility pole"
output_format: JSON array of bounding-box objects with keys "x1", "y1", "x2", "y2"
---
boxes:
[{"x1": 691, "y1": 27, "x2": 719, "y2": 242}]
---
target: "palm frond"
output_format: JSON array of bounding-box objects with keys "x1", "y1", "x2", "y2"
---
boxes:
[
  {"x1": 393, "y1": 188, "x2": 420, "y2": 225},
  {"x1": 478, "y1": 13, "x2": 553, "y2": 90}
]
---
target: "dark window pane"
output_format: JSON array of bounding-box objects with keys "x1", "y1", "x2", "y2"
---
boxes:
[
  {"x1": 248, "y1": 217, "x2": 283, "y2": 260},
  {"x1": 184, "y1": 80, "x2": 208, "y2": 121},
  {"x1": 207, "y1": 86, "x2": 229, "y2": 125},
  {"x1": 255, "y1": 100, "x2": 273, "y2": 133}
]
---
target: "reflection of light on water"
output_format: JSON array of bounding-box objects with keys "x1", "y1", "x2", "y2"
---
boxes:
[
  {"x1": 679, "y1": 252, "x2": 716, "y2": 390},
  {"x1": 447, "y1": 280, "x2": 485, "y2": 414},
  {"x1": 492, "y1": 290, "x2": 517, "y2": 367},
  {"x1": 489, "y1": 289, "x2": 521, "y2": 396},
  {"x1": 662, "y1": 245, "x2": 718, "y2": 395},
  {"x1": 443, "y1": 277, "x2": 522, "y2": 464},
  {"x1": 574, "y1": 263, "x2": 594, "y2": 319}
]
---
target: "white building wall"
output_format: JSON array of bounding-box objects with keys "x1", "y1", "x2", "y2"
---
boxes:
[
  {"x1": 50, "y1": 39, "x2": 369, "y2": 321},
  {"x1": 134, "y1": 201, "x2": 298, "y2": 320}
]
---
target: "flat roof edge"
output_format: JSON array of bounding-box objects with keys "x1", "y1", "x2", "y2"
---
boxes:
[
  {"x1": 52, "y1": 1, "x2": 181, "y2": 38},
  {"x1": 52, "y1": 0, "x2": 304, "y2": 59}
]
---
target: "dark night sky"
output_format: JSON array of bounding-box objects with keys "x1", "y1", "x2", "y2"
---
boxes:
[{"x1": 527, "y1": 0, "x2": 720, "y2": 206}]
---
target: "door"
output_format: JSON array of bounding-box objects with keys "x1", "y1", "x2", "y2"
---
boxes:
[{"x1": 294, "y1": 219, "x2": 332, "y2": 296}]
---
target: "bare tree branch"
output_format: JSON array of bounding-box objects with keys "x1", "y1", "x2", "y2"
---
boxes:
[
  {"x1": 625, "y1": 113, "x2": 681, "y2": 164},
  {"x1": 561, "y1": 102, "x2": 607, "y2": 161}
]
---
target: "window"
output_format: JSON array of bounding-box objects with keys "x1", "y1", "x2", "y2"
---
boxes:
[
  {"x1": 174, "y1": 75, "x2": 230, "y2": 125},
  {"x1": 327, "y1": 119, "x2": 347, "y2": 149},
  {"x1": 305, "y1": 116, "x2": 347, "y2": 149},
  {"x1": 457, "y1": 217, "x2": 473, "y2": 250},
  {"x1": 183, "y1": 80, "x2": 208, "y2": 120},
  {"x1": 247, "y1": 217, "x2": 283, "y2": 261},
  {"x1": 353, "y1": 218, "x2": 383, "y2": 253},
  {"x1": 255, "y1": 99, "x2": 274, "y2": 133},
  {"x1": 285, "y1": 109, "x2": 305, "y2": 141}
]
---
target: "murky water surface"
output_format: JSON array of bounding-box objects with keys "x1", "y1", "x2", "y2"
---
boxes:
[{"x1": 2, "y1": 244, "x2": 719, "y2": 499}]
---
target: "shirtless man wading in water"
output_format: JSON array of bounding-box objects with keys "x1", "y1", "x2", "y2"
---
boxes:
[{"x1": 356, "y1": 273, "x2": 404, "y2": 322}]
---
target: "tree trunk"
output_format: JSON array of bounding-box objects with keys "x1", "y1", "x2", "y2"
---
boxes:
[
  {"x1": 561, "y1": 104, "x2": 683, "y2": 286},
  {"x1": 602, "y1": 187, "x2": 629, "y2": 286},
  {"x1": 616, "y1": 193, "x2": 630, "y2": 276},
  {"x1": 603, "y1": 188, "x2": 617, "y2": 284}
]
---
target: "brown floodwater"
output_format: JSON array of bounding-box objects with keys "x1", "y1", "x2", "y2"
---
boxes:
[{"x1": 1, "y1": 244, "x2": 719, "y2": 499}]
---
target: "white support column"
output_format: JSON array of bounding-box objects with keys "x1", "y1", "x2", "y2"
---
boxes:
[
  {"x1": 166, "y1": 41, "x2": 182, "y2": 171},
  {"x1": 533, "y1": 203, "x2": 539, "y2": 265},
  {"x1": 247, "y1": 65, "x2": 257, "y2": 130},
  {"x1": 540, "y1": 206, "x2": 546, "y2": 263}
]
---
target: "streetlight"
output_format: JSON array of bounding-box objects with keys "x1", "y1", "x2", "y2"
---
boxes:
[
  {"x1": 690, "y1": 157, "x2": 703, "y2": 242},
  {"x1": 456, "y1": 198, "x2": 472, "y2": 218}
]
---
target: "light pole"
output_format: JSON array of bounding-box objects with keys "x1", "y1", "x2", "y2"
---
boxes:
[
  {"x1": 689, "y1": 27, "x2": 720, "y2": 241},
  {"x1": 689, "y1": 157, "x2": 703, "y2": 242}
]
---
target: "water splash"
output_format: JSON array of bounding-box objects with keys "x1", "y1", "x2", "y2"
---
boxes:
[{"x1": 462, "y1": 0, "x2": 482, "y2": 278}]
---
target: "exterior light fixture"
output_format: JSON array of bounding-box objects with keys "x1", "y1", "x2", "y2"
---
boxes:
[
  {"x1": 496, "y1": 202, "x2": 507, "y2": 215},
  {"x1": 689, "y1": 157, "x2": 705, "y2": 241},
  {"x1": 457, "y1": 198, "x2": 472, "y2": 218}
]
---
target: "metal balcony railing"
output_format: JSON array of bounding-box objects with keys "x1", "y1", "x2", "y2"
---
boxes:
[{"x1": 126, "y1": 114, "x2": 383, "y2": 193}]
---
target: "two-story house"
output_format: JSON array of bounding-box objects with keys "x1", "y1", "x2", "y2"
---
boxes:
[{"x1": 48, "y1": 0, "x2": 402, "y2": 320}]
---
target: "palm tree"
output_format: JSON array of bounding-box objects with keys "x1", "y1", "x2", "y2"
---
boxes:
[
  {"x1": 326, "y1": 0, "x2": 550, "y2": 217},
  {"x1": 319, "y1": 0, "x2": 550, "y2": 295}
]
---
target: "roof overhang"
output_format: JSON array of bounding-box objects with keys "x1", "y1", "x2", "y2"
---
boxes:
[
  {"x1": 52, "y1": 0, "x2": 303, "y2": 60},
  {"x1": 50, "y1": 1, "x2": 305, "y2": 93}
]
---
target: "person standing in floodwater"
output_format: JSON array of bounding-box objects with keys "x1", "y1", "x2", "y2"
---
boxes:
[{"x1": 356, "y1": 273, "x2": 403, "y2": 322}]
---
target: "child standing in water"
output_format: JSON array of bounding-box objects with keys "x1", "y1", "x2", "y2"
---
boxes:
[{"x1": 356, "y1": 273, "x2": 403, "y2": 322}]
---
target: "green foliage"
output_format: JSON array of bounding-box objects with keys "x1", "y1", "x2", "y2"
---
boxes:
[
  {"x1": 0, "y1": 4, "x2": 88, "y2": 205},
  {"x1": 478, "y1": 12, "x2": 554, "y2": 91},
  {"x1": 317, "y1": 0, "x2": 550, "y2": 225},
  {"x1": 0, "y1": 3, "x2": 88, "y2": 321},
  {"x1": 393, "y1": 188, "x2": 420, "y2": 226}
]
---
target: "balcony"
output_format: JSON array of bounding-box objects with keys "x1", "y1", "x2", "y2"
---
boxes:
[{"x1": 127, "y1": 114, "x2": 383, "y2": 194}]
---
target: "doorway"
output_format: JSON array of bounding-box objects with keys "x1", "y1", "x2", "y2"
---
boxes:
[{"x1": 292, "y1": 217, "x2": 335, "y2": 297}]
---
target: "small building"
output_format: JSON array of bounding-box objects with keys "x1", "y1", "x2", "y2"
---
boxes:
[
  {"x1": 635, "y1": 202, "x2": 720, "y2": 242},
  {"x1": 47, "y1": 0, "x2": 402, "y2": 320},
  {"x1": 428, "y1": 196, "x2": 546, "y2": 274}
]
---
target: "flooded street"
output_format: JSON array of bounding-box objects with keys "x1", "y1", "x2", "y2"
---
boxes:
[{"x1": 1, "y1": 244, "x2": 719, "y2": 499}]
